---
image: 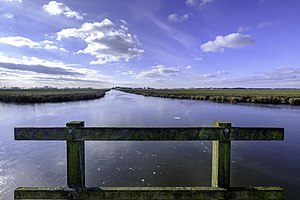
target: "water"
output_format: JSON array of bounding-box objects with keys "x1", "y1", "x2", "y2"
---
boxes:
[{"x1": 0, "y1": 90, "x2": 300, "y2": 199}]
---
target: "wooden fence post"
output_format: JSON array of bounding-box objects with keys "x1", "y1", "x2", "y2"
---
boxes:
[
  {"x1": 211, "y1": 121, "x2": 231, "y2": 188},
  {"x1": 66, "y1": 121, "x2": 85, "y2": 188}
]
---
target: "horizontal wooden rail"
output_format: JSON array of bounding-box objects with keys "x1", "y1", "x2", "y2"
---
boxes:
[
  {"x1": 15, "y1": 127, "x2": 284, "y2": 141},
  {"x1": 15, "y1": 186, "x2": 284, "y2": 200}
]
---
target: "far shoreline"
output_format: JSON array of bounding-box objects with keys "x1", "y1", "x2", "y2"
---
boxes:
[
  {"x1": 0, "y1": 89, "x2": 110, "y2": 104},
  {"x1": 118, "y1": 88, "x2": 300, "y2": 105}
]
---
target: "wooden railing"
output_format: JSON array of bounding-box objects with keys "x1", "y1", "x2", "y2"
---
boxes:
[{"x1": 14, "y1": 121, "x2": 284, "y2": 200}]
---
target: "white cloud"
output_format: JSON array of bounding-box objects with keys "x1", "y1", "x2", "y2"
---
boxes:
[
  {"x1": 257, "y1": 22, "x2": 270, "y2": 29},
  {"x1": 237, "y1": 26, "x2": 249, "y2": 32},
  {"x1": 120, "y1": 25, "x2": 128, "y2": 31},
  {"x1": 186, "y1": 0, "x2": 213, "y2": 7},
  {"x1": 201, "y1": 33, "x2": 255, "y2": 53},
  {"x1": 122, "y1": 70, "x2": 136, "y2": 75},
  {"x1": 187, "y1": 74, "x2": 216, "y2": 79},
  {"x1": 1, "y1": 13, "x2": 14, "y2": 19},
  {"x1": 186, "y1": 0, "x2": 198, "y2": 6},
  {"x1": 43, "y1": 1, "x2": 84, "y2": 20},
  {"x1": 186, "y1": 65, "x2": 193, "y2": 69},
  {"x1": 119, "y1": 19, "x2": 128, "y2": 25},
  {"x1": 1, "y1": 0, "x2": 22, "y2": 3},
  {"x1": 40, "y1": 40, "x2": 65, "y2": 51},
  {"x1": 194, "y1": 57, "x2": 203, "y2": 61},
  {"x1": 257, "y1": 20, "x2": 281, "y2": 29},
  {"x1": 199, "y1": 0, "x2": 213, "y2": 7},
  {"x1": 0, "y1": 36, "x2": 67, "y2": 51},
  {"x1": 0, "y1": 36, "x2": 40, "y2": 48},
  {"x1": 137, "y1": 65, "x2": 180, "y2": 79},
  {"x1": 167, "y1": 13, "x2": 189, "y2": 23},
  {"x1": 57, "y1": 18, "x2": 144, "y2": 64},
  {"x1": 217, "y1": 70, "x2": 230, "y2": 74}
]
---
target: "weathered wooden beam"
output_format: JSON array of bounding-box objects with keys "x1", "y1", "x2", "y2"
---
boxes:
[
  {"x1": 14, "y1": 127, "x2": 284, "y2": 141},
  {"x1": 14, "y1": 128, "x2": 67, "y2": 140},
  {"x1": 66, "y1": 122, "x2": 85, "y2": 188},
  {"x1": 15, "y1": 187, "x2": 70, "y2": 199},
  {"x1": 14, "y1": 186, "x2": 284, "y2": 200},
  {"x1": 212, "y1": 121, "x2": 231, "y2": 189}
]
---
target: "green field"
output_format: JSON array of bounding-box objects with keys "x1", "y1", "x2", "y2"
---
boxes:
[
  {"x1": 0, "y1": 89, "x2": 106, "y2": 95},
  {"x1": 0, "y1": 89, "x2": 109, "y2": 103},
  {"x1": 123, "y1": 89, "x2": 300, "y2": 97},
  {"x1": 120, "y1": 88, "x2": 300, "y2": 105}
]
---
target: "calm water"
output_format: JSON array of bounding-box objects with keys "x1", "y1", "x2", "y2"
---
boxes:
[{"x1": 0, "y1": 90, "x2": 300, "y2": 199}]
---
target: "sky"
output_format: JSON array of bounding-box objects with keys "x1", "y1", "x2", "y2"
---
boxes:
[{"x1": 0, "y1": 0, "x2": 299, "y2": 88}]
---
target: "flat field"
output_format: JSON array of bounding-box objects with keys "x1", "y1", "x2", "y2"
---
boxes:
[
  {"x1": 120, "y1": 88, "x2": 300, "y2": 105},
  {"x1": 0, "y1": 89, "x2": 109, "y2": 103},
  {"x1": 0, "y1": 89, "x2": 103, "y2": 95}
]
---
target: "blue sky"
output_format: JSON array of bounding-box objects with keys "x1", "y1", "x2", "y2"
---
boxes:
[{"x1": 0, "y1": 0, "x2": 299, "y2": 88}]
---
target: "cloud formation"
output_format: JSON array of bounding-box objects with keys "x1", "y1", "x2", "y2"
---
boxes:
[
  {"x1": 222, "y1": 68, "x2": 300, "y2": 87},
  {"x1": 187, "y1": 74, "x2": 216, "y2": 79},
  {"x1": 0, "y1": 62, "x2": 82, "y2": 76},
  {"x1": 194, "y1": 57, "x2": 203, "y2": 61},
  {"x1": 199, "y1": 0, "x2": 213, "y2": 7},
  {"x1": 186, "y1": 0, "x2": 198, "y2": 6},
  {"x1": 2, "y1": 0, "x2": 22, "y2": 3},
  {"x1": 167, "y1": 13, "x2": 189, "y2": 23},
  {"x1": 147, "y1": 14, "x2": 194, "y2": 48},
  {"x1": 137, "y1": 65, "x2": 180, "y2": 79},
  {"x1": 1, "y1": 13, "x2": 14, "y2": 19},
  {"x1": 186, "y1": 68, "x2": 300, "y2": 88},
  {"x1": 256, "y1": 68, "x2": 300, "y2": 82},
  {"x1": 201, "y1": 33, "x2": 255, "y2": 52},
  {"x1": 0, "y1": 52, "x2": 114, "y2": 88},
  {"x1": 0, "y1": 53, "x2": 78, "y2": 75},
  {"x1": 57, "y1": 19, "x2": 144, "y2": 64},
  {"x1": 236, "y1": 26, "x2": 249, "y2": 32},
  {"x1": 257, "y1": 20, "x2": 281, "y2": 29},
  {"x1": 0, "y1": 36, "x2": 39, "y2": 48},
  {"x1": 217, "y1": 70, "x2": 230, "y2": 74},
  {"x1": 0, "y1": 36, "x2": 67, "y2": 51},
  {"x1": 186, "y1": 0, "x2": 213, "y2": 7},
  {"x1": 43, "y1": 1, "x2": 84, "y2": 20},
  {"x1": 0, "y1": 52, "x2": 111, "y2": 79},
  {"x1": 34, "y1": 76, "x2": 109, "y2": 84}
]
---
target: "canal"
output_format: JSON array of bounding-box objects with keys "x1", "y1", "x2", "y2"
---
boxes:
[{"x1": 0, "y1": 90, "x2": 299, "y2": 199}]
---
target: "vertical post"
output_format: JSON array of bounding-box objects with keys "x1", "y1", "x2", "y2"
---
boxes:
[
  {"x1": 211, "y1": 121, "x2": 231, "y2": 188},
  {"x1": 66, "y1": 121, "x2": 85, "y2": 188}
]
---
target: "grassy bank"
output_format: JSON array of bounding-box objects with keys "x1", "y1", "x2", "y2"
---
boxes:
[
  {"x1": 119, "y1": 88, "x2": 300, "y2": 105},
  {"x1": 0, "y1": 89, "x2": 110, "y2": 103}
]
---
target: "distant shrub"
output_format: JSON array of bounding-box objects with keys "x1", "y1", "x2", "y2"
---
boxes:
[
  {"x1": 251, "y1": 97, "x2": 271, "y2": 104},
  {"x1": 195, "y1": 95, "x2": 207, "y2": 100},
  {"x1": 229, "y1": 97, "x2": 242, "y2": 103},
  {"x1": 288, "y1": 98, "x2": 300, "y2": 105}
]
